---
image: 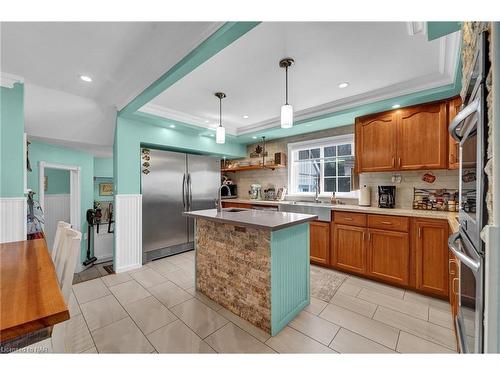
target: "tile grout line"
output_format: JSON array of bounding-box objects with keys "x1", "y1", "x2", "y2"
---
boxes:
[{"x1": 332, "y1": 327, "x2": 398, "y2": 353}]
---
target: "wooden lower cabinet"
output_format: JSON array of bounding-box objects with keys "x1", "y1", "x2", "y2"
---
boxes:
[
  {"x1": 331, "y1": 224, "x2": 366, "y2": 274},
  {"x1": 366, "y1": 228, "x2": 409, "y2": 286},
  {"x1": 449, "y1": 250, "x2": 459, "y2": 316},
  {"x1": 310, "y1": 221, "x2": 330, "y2": 266},
  {"x1": 414, "y1": 218, "x2": 449, "y2": 298}
]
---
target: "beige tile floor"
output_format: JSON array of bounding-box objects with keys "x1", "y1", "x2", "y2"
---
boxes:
[{"x1": 24, "y1": 250, "x2": 458, "y2": 354}]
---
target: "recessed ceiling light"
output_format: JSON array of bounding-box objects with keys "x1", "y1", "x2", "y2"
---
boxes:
[
  {"x1": 169, "y1": 124, "x2": 175, "y2": 128},
  {"x1": 210, "y1": 134, "x2": 214, "y2": 137},
  {"x1": 205, "y1": 120, "x2": 210, "y2": 123},
  {"x1": 252, "y1": 136, "x2": 257, "y2": 139},
  {"x1": 243, "y1": 115, "x2": 249, "y2": 119},
  {"x1": 392, "y1": 104, "x2": 401, "y2": 109},
  {"x1": 80, "y1": 75, "x2": 92, "y2": 82},
  {"x1": 338, "y1": 82, "x2": 349, "y2": 89}
]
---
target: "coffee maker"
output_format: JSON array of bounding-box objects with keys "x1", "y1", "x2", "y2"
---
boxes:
[{"x1": 378, "y1": 186, "x2": 396, "y2": 208}]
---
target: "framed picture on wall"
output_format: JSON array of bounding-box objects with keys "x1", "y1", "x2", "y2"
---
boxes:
[{"x1": 99, "y1": 183, "x2": 113, "y2": 196}]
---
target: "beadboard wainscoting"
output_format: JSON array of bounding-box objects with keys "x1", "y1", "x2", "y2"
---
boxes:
[
  {"x1": 0, "y1": 197, "x2": 26, "y2": 243},
  {"x1": 43, "y1": 194, "x2": 70, "y2": 250},
  {"x1": 114, "y1": 194, "x2": 142, "y2": 273}
]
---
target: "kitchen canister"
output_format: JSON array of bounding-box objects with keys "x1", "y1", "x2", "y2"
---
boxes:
[{"x1": 359, "y1": 185, "x2": 371, "y2": 206}]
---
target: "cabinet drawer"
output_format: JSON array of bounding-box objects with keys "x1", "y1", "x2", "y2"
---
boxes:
[
  {"x1": 368, "y1": 214, "x2": 409, "y2": 232},
  {"x1": 334, "y1": 211, "x2": 367, "y2": 227}
]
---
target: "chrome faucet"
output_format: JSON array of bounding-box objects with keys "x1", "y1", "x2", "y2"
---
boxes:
[
  {"x1": 314, "y1": 173, "x2": 321, "y2": 203},
  {"x1": 216, "y1": 185, "x2": 231, "y2": 212}
]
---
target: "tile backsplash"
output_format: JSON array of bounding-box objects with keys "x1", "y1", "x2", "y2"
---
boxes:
[
  {"x1": 358, "y1": 170, "x2": 459, "y2": 209},
  {"x1": 226, "y1": 125, "x2": 459, "y2": 207}
]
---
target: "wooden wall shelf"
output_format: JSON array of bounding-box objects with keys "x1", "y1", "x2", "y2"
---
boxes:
[{"x1": 221, "y1": 164, "x2": 286, "y2": 173}]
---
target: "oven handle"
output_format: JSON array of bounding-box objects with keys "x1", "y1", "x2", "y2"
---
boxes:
[
  {"x1": 448, "y1": 232, "x2": 480, "y2": 272},
  {"x1": 448, "y1": 97, "x2": 480, "y2": 142}
]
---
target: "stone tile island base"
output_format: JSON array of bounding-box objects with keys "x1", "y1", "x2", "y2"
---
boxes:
[{"x1": 195, "y1": 218, "x2": 310, "y2": 336}]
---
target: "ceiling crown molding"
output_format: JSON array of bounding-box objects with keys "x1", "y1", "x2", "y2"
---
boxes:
[
  {"x1": 0, "y1": 72, "x2": 24, "y2": 88},
  {"x1": 140, "y1": 103, "x2": 238, "y2": 135}
]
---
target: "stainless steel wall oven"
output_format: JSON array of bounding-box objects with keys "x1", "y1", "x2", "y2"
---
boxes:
[{"x1": 448, "y1": 31, "x2": 489, "y2": 353}]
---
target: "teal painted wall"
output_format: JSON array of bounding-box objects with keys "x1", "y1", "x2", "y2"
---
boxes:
[
  {"x1": 114, "y1": 114, "x2": 246, "y2": 194},
  {"x1": 0, "y1": 83, "x2": 25, "y2": 197},
  {"x1": 94, "y1": 157, "x2": 113, "y2": 177},
  {"x1": 94, "y1": 177, "x2": 114, "y2": 202},
  {"x1": 27, "y1": 140, "x2": 94, "y2": 263},
  {"x1": 44, "y1": 168, "x2": 70, "y2": 194}
]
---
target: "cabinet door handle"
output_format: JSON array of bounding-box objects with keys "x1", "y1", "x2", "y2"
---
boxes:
[
  {"x1": 381, "y1": 221, "x2": 392, "y2": 225},
  {"x1": 391, "y1": 157, "x2": 395, "y2": 167},
  {"x1": 398, "y1": 157, "x2": 401, "y2": 167},
  {"x1": 449, "y1": 259, "x2": 457, "y2": 275},
  {"x1": 452, "y1": 277, "x2": 459, "y2": 295},
  {"x1": 368, "y1": 232, "x2": 372, "y2": 242},
  {"x1": 418, "y1": 227, "x2": 422, "y2": 238},
  {"x1": 344, "y1": 217, "x2": 353, "y2": 221}
]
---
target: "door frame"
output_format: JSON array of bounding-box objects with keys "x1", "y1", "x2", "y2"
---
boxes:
[{"x1": 38, "y1": 161, "x2": 81, "y2": 233}]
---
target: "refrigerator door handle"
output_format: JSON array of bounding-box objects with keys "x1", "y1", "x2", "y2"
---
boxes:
[
  {"x1": 448, "y1": 232, "x2": 480, "y2": 272},
  {"x1": 182, "y1": 173, "x2": 186, "y2": 210},
  {"x1": 187, "y1": 173, "x2": 192, "y2": 211}
]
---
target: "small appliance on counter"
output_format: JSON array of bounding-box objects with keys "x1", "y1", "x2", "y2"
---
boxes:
[
  {"x1": 221, "y1": 184, "x2": 237, "y2": 199},
  {"x1": 263, "y1": 187, "x2": 276, "y2": 201},
  {"x1": 249, "y1": 184, "x2": 262, "y2": 200},
  {"x1": 378, "y1": 186, "x2": 396, "y2": 208},
  {"x1": 359, "y1": 185, "x2": 371, "y2": 207}
]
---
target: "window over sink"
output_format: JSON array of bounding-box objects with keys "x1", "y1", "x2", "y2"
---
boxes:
[{"x1": 287, "y1": 135, "x2": 355, "y2": 196}]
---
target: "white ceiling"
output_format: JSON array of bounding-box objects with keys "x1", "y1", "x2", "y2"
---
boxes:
[
  {"x1": 1, "y1": 21, "x2": 222, "y2": 154},
  {"x1": 142, "y1": 22, "x2": 460, "y2": 135}
]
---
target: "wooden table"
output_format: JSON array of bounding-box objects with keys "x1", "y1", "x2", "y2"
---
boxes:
[{"x1": 0, "y1": 239, "x2": 69, "y2": 348}]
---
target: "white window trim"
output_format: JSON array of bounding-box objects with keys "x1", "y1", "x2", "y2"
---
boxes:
[{"x1": 287, "y1": 134, "x2": 355, "y2": 196}]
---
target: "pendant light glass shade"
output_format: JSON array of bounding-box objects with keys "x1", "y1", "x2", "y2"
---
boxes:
[
  {"x1": 216, "y1": 125, "x2": 225, "y2": 144},
  {"x1": 214, "y1": 92, "x2": 226, "y2": 144},
  {"x1": 281, "y1": 104, "x2": 293, "y2": 128},
  {"x1": 279, "y1": 58, "x2": 294, "y2": 129}
]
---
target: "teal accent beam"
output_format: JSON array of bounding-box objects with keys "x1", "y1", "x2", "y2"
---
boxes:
[
  {"x1": 119, "y1": 22, "x2": 260, "y2": 116},
  {"x1": 427, "y1": 22, "x2": 462, "y2": 41}
]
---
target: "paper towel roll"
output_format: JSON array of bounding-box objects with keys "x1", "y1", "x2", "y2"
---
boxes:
[{"x1": 359, "y1": 185, "x2": 371, "y2": 206}]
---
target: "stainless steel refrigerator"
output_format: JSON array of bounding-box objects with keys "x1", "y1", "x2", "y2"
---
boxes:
[{"x1": 141, "y1": 148, "x2": 220, "y2": 263}]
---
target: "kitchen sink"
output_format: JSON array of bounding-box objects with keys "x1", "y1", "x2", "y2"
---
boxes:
[
  {"x1": 222, "y1": 208, "x2": 248, "y2": 213},
  {"x1": 279, "y1": 202, "x2": 332, "y2": 221}
]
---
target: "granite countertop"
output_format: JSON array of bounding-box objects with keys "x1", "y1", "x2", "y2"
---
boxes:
[
  {"x1": 183, "y1": 208, "x2": 317, "y2": 231},
  {"x1": 222, "y1": 198, "x2": 459, "y2": 232}
]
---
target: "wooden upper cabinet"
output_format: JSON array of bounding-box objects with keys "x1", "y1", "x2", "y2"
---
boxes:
[
  {"x1": 397, "y1": 102, "x2": 448, "y2": 170},
  {"x1": 310, "y1": 221, "x2": 330, "y2": 266},
  {"x1": 447, "y1": 96, "x2": 462, "y2": 169},
  {"x1": 331, "y1": 223, "x2": 366, "y2": 274},
  {"x1": 414, "y1": 218, "x2": 449, "y2": 298},
  {"x1": 355, "y1": 100, "x2": 450, "y2": 172},
  {"x1": 355, "y1": 112, "x2": 397, "y2": 172},
  {"x1": 366, "y1": 228, "x2": 409, "y2": 286}
]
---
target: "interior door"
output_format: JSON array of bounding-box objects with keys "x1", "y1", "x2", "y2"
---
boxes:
[
  {"x1": 187, "y1": 154, "x2": 221, "y2": 242},
  {"x1": 141, "y1": 149, "x2": 188, "y2": 258}
]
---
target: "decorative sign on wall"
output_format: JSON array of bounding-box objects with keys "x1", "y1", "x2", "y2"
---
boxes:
[{"x1": 99, "y1": 183, "x2": 114, "y2": 196}]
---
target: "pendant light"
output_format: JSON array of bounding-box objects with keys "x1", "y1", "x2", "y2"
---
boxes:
[
  {"x1": 214, "y1": 92, "x2": 226, "y2": 144},
  {"x1": 279, "y1": 58, "x2": 294, "y2": 129}
]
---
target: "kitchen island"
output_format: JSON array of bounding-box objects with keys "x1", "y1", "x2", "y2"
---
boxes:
[{"x1": 184, "y1": 208, "x2": 317, "y2": 336}]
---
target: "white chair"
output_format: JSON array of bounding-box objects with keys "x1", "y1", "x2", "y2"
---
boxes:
[
  {"x1": 51, "y1": 221, "x2": 71, "y2": 260},
  {"x1": 51, "y1": 227, "x2": 82, "y2": 353}
]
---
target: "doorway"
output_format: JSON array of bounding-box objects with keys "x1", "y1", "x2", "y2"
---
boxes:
[{"x1": 38, "y1": 162, "x2": 81, "y2": 262}]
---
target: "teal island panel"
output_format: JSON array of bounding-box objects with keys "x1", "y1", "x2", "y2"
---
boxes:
[{"x1": 270, "y1": 222, "x2": 310, "y2": 336}]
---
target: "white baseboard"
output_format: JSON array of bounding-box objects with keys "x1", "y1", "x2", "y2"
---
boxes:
[
  {"x1": 0, "y1": 197, "x2": 26, "y2": 243},
  {"x1": 114, "y1": 194, "x2": 142, "y2": 273}
]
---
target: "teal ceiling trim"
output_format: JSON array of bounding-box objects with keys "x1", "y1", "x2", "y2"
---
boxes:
[
  {"x1": 427, "y1": 22, "x2": 462, "y2": 41},
  {"x1": 119, "y1": 22, "x2": 260, "y2": 116}
]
